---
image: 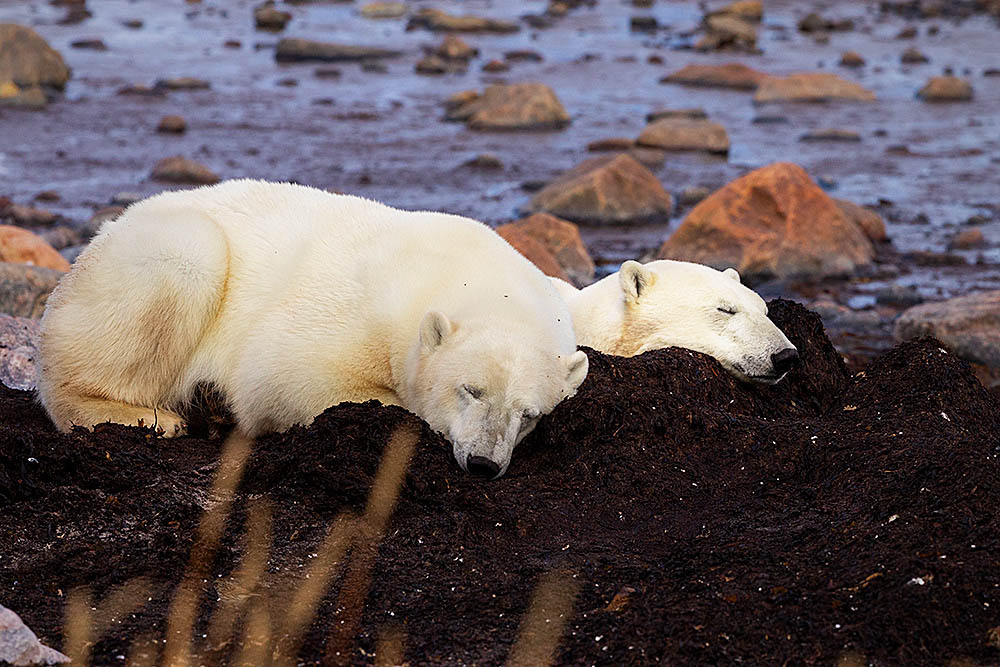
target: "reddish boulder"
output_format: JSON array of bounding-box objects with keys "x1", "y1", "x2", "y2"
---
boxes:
[
  {"x1": 657, "y1": 162, "x2": 874, "y2": 281},
  {"x1": 497, "y1": 213, "x2": 595, "y2": 286},
  {"x1": 660, "y1": 62, "x2": 768, "y2": 89},
  {"x1": 0, "y1": 225, "x2": 70, "y2": 271},
  {"x1": 495, "y1": 227, "x2": 569, "y2": 283}
]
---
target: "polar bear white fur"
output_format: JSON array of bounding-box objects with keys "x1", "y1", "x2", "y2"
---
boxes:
[
  {"x1": 551, "y1": 260, "x2": 798, "y2": 383},
  {"x1": 38, "y1": 180, "x2": 588, "y2": 478}
]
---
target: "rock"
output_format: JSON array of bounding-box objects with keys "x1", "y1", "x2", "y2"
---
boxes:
[
  {"x1": 698, "y1": 14, "x2": 757, "y2": 51},
  {"x1": 525, "y1": 154, "x2": 673, "y2": 226},
  {"x1": 70, "y1": 38, "x2": 107, "y2": 50},
  {"x1": 949, "y1": 227, "x2": 986, "y2": 249},
  {"x1": 481, "y1": 59, "x2": 509, "y2": 72},
  {"x1": 496, "y1": 212, "x2": 595, "y2": 287},
  {"x1": 799, "y1": 128, "x2": 861, "y2": 142},
  {"x1": 645, "y1": 107, "x2": 707, "y2": 122},
  {"x1": 0, "y1": 81, "x2": 47, "y2": 109},
  {"x1": 709, "y1": 0, "x2": 763, "y2": 21},
  {"x1": 896, "y1": 25, "x2": 918, "y2": 39},
  {"x1": 150, "y1": 156, "x2": 220, "y2": 184},
  {"x1": 754, "y1": 72, "x2": 876, "y2": 103},
  {"x1": 442, "y1": 89, "x2": 478, "y2": 111},
  {"x1": 657, "y1": 162, "x2": 874, "y2": 282},
  {"x1": 362, "y1": 61, "x2": 388, "y2": 73},
  {"x1": 33, "y1": 191, "x2": 59, "y2": 202},
  {"x1": 446, "y1": 82, "x2": 570, "y2": 131},
  {"x1": 360, "y1": 2, "x2": 407, "y2": 19},
  {"x1": 901, "y1": 47, "x2": 929, "y2": 64},
  {"x1": 313, "y1": 67, "x2": 342, "y2": 79},
  {"x1": 0, "y1": 262, "x2": 63, "y2": 318},
  {"x1": 834, "y1": 198, "x2": 888, "y2": 244},
  {"x1": 5, "y1": 204, "x2": 57, "y2": 226},
  {"x1": 407, "y1": 8, "x2": 520, "y2": 33},
  {"x1": 660, "y1": 62, "x2": 768, "y2": 89},
  {"x1": 155, "y1": 77, "x2": 210, "y2": 90},
  {"x1": 415, "y1": 55, "x2": 454, "y2": 74},
  {"x1": 839, "y1": 51, "x2": 866, "y2": 67},
  {"x1": 627, "y1": 147, "x2": 667, "y2": 168},
  {"x1": 157, "y1": 114, "x2": 187, "y2": 133},
  {"x1": 0, "y1": 225, "x2": 70, "y2": 271},
  {"x1": 434, "y1": 35, "x2": 477, "y2": 60},
  {"x1": 894, "y1": 291, "x2": 1000, "y2": 367},
  {"x1": 36, "y1": 225, "x2": 82, "y2": 251},
  {"x1": 630, "y1": 16, "x2": 659, "y2": 31},
  {"x1": 678, "y1": 185, "x2": 710, "y2": 206},
  {"x1": 275, "y1": 39, "x2": 402, "y2": 62},
  {"x1": 917, "y1": 76, "x2": 973, "y2": 101},
  {"x1": 495, "y1": 226, "x2": 569, "y2": 282},
  {"x1": 875, "y1": 284, "x2": 924, "y2": 308},
  {"x1": 461, "y1": 153, "x2": 503, "y2": 169},
  {"x1": 504, "y1": 49, "x2": 542, "y2": 62},
  {"x1": 85, "y1": 205, "x2": 125, "y2": 235},
  {"x1": 797, "y1": 12, "x2": 854, "y2": 32},
  {"x1": 0, "y1": 314, "x2": 40, "y2": 390},
  {"x1": 255, "y1": 3, "x2": 292, "y2": 30},
  {"x1": 636, "y1": 117, "x2": 729, "y2": 154},
  {"x1": 0, "y1": 24, "x2": 71, "y2": 90},
  {"x1": 586, "y1": 137, "x2": 634, "y2": 151},
  {"x1": 123, "y1": 18, "x2": 144, "y2": 29},
  {"x1": 0, "y1": 604, "x2": 69, "y2": 665},
  {"x1": 117, "y1": 83, "x2": 165, "y2": 97}
]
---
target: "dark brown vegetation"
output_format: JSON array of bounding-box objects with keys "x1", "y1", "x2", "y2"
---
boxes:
[{"x1": 1, "y1": 301, "x2": 998, "y2": 665}]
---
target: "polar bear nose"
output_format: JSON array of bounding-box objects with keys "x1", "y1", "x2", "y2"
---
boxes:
[
  {"x1": 467, "y1": 455, "x2": 501, "y2": 479},
  {"x1": 771, "y1": 348, "x2": 800, "y2": 375}
]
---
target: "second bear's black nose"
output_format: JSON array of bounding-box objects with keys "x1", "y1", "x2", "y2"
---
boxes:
[
  {"x1": 771, "y1": 348, "x2": 800, "y2": 376},
  {"x1": 467, "y1": 455, "x2": 501, "y2": 479}
]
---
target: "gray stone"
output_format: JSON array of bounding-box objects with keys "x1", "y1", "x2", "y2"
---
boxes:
[
  {"x1": 0, "y1": 262, "x2": 63, "y2": 319},
  {"x1": 275, "y1": 39, "x2": 402, "y2": 62},
  {"x1": 0, "y1": 314, "x2": 39, "y2": 390},
  {"x1": 0, "y1": 604, "x2": 69, "y2": 665},
  {"x1": 894, "y1": 291, "x2": 1000, "y2": 367}
]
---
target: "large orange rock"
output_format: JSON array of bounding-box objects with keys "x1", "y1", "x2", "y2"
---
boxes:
[
  {"x1": 525, "y1": 153, "x2": 673, "y2": 226},
  {"x1": 496, "y1": 213, "x2": 595, "y2": 286},
  {"x1": 495, "y1": 226, "x2": 569, "y2": 283},
  {"x1": 0, "y1": 225, "x2": 69, "y2": 271},
  {"x1": 753, "y1": 72, "x2": 875, "y2": 103},
  {"x1": 660, "y1": 62, "x2": 768, "y2": 89},
  {"x1": 657, "y1": 163, "x2": 874, "y2": 281}
]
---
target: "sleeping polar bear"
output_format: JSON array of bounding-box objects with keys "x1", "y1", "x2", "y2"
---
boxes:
[
  {"x1": 551, "y1": 260, "x2": 798, "y2": 384},
  {"x1": 38, "y1": 180, "x2": 588, "y2": 479}
]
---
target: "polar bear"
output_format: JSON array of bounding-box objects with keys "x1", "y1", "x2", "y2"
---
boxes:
[
  {"x1": 38, "y1": 180, "x2": 588, "y2": 479},
  {"x1": 551, "y1": 260, "x2": 798, "y2": 383}
]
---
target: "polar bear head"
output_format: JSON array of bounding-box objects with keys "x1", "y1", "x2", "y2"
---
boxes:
[
  {"x1": 609, "y1": 260, "x2": 798, "y2": 383},
  {"x1": 403, "y1": 311, "x2": 589, "y2": 479}
]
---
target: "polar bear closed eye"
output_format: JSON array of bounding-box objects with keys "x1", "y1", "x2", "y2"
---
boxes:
[
  {"x1": 551, "y1": 259, "x2": 798, "y2": 384},
  {"x1": 38, "y1": 179, "x2": 588, "y2": 479}
]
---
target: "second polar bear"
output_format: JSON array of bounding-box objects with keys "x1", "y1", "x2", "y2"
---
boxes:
[
  {"x1": 38, "y1": 180, "x2": 588, "y2": 479},
  {"x1": 551, "y1": 260, "x2": 799, "y2": 384}
]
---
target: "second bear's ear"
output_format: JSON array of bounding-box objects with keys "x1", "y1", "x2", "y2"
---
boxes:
[
  {"x1": 619, "y1": 260, "x2": 653, "y2": 303},
  {"x1": 420, "y1": 311, "x2": 453, "y2": 351},
  {"x1": 723, "y1": 267, "x2": 741, "y2": 283}
]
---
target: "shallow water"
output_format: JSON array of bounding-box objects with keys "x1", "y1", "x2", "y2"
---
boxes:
[{"x1": 2, "y1": 0, "x2": 999, "y2": 309}]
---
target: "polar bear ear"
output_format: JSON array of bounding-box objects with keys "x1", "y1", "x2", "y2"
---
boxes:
[
  {"x1": 619, "y1": 260, "x2": 654, "y2": 303},
  {"x1": 723, "y1": 267, "x2": 741, "y2": 283},
  {"x1": 420, "y1": 311, "x2": 454, "y2": 351},
  {"x1": 564, "y1": 350, "x2": 589, "y2": 392}
]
